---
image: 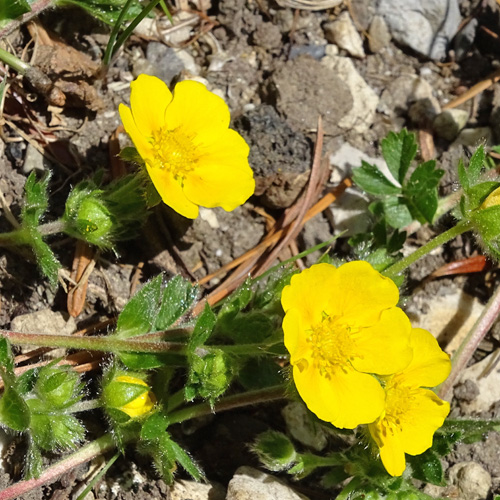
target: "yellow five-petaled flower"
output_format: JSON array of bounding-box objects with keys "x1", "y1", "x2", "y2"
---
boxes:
[
  {"x1": 281, "y1": 261, "x2": 413, "y2": 429},
  {"x1": 368, "y1": 328, "x2": 451, "y2": 476},
  {"x1": 119, "y1": 75, "x2": 255, "y2": 219}
]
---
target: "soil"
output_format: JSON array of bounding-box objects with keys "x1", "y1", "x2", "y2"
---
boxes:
[{"x1": 1, "y1": 0, "x2": 500, "y2": 498}]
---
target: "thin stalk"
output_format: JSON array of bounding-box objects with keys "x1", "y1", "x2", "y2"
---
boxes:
[
  {"x1": 106, "y1": 0, "x2": 162, "y2": 66},
  {"x1": 0, "y1": 228, "x2": 31, "y2": 247},
  {"x1": 0, "y1": 330, "x2": 188, "y2": 354},
  {"x1": 69, "y1": 399, "x2": 102, "y2": 413},
  {"x1": 75, "y1": 451, "x2": 120, "y2": 500},
  {"x1": 168, "y1": 385, "x2": 286, "y2": 424},
  {"x1": 382, "y1": 219, "x2": 473, "y2": 280},
  {"x1": 0, "y1": 47, "x2": 29, "y2": 74},
  {"x1": 438, "y1": 282, "x2": 500, "y2": 400},
  {"x1": 102, "y1": 0, "x2": 136, "y2": 67},
  {"x1": 0, "y1": 433, "x2": 118, "y2": 500},
  {"x1": 38, "y1": 219, "x2": 68, "y2": 236}
]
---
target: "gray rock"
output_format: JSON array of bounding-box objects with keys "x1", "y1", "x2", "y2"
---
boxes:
[
  {"x1": 321, "y1": 55, "x2": 378, "y2": 133},
  {"x1": 22, "y1": 144, "x2": 51, "y2": 174},
  {"x1": 448, "y1": 462, "x2": 491, "y2": 500},
  {"x1": 454, "y1": 127, "x2": 494, "y2": 148},
  {"x1": 170, "y1": 480, "x2": 226, "y2": 500},
  {"x1": 11, "y1": 309, "x2": 76, "y2": 336},
  {"x1": 454, "y1": 18, "x2": 478, "y2": 61},
  {"x1": 323, "y1": 12, "x2": 365, "y2": 58},
  {"x1": 226, "y1": 466, "x2": 310, "y2": 500},
  {"x1": 145, "y1": 42, "x2": 185, "y2": 86},
  {"x1": 377, "y1": 0, "x2": 461, "y2": 60},
  {"x1": 368, "y1": 15, "x2": 391, "y2": 53},
  {"x1": 282, "y1": 402, "x2": 329, "y2": 451},
  {"x1": 273, "y1": 55, "x2": 353, "y2": 135},
  {"x1": 433, "y1": 109, "x2": 469, "y2": 141}
]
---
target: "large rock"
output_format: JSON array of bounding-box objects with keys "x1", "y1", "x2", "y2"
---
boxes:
[
  {"x1": 448, "y1": 462, "x2": 491, "y2": 500},
  {"x1": 377, "y1": 0, "x2": 461, "y2": 60}
]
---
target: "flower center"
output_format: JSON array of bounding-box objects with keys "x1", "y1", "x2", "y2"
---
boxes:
[
  {"x1": 151, "y1": 127, "x2": 198, "y2": 180},
  {"x1": 306, "y1": 313, "x2": 358, "y2": 377},
  {"x1": 379, "y1": 382, "x2": 419, "y2": 437}
]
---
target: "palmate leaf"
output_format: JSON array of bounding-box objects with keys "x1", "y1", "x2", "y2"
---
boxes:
[
  {"x1": 381, "y1": 129, "x2": 418, "y2": 184},
  {"x1": 352, "y1": 161, "x2": 401, "y2": 196}
]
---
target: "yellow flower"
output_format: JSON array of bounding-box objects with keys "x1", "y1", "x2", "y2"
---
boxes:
[
  {"x1": 114, "y1": 375, "x2": 156, "y2": 418},
  {"x1": 481, "y1": 186, "x2": 500, "y2": 209},
  {"x1": 368, "y1": 328, "x2": 451, "y2": 476},
  {"x1": 119, "y1": 75, "x2": 255, "y2": 219},
  {"x1": 281, "y1": 261, "x2": 413, "y2": 429}
]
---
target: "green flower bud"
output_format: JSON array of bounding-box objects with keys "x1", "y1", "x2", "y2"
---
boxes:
[
  {"x1": 186, "y1": 349, "x2": 233, "y2": 403},
  {"x1": 470, "y1": 187, "x2": 500, "y2": 260},
  {"x1": 63, "y1": 174, "x2": 148, "y2": 248},
  {"x1": 102, "y1": 374, "x2": 156, "y2": 419},
  {"x1": 35, "y1": 365, "x2": 81, "y2": 409},
  {"x1": 253, "y1": 430, "x2": 297, "y2": 472}
]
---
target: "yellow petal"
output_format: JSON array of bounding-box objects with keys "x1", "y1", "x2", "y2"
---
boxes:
[
  {"x1": 195, "y1": 128, "x2": 250, "y2": 160},
  {"x1": 368, "y1": 422, "x2": 407, "y2": 477},
  {"x1": 146, "y1": 166, "x2": 199, "y2": 219},
  {"x1": 165, "y1": 80, "x2": 230, "y2": 134},
  {"x1": 398, "y1": 388, "x2": 450, "y2": 456},
  {"x1": 293, "y1": 362, "x2": 385, "y2": 429},
  {"x1": 282, "y1": 308, "x2": 311, "y2": 365},
  {"x1": 329, "y1": 261, "x2": 400, "y2": 326},
  {"x1": 281, "y1": 263, "x2": 339, "y2": 327},
  {"x1": 396, "y1": 328, "x2": 451, "y2": 388},
  {"x1": 119, "y1": 103, "x2": 154, "y2": 160},
  {"x1": 129, "y1": 74, "x2": 172, "y2": 137},
  {"x1": 352, "y1": 308, "x2": 412, "y2": 375},
  {"x1": 183, "y1": 140, "x2": 255, "y2": 211},
  {"x1": 481, "y1": 186, "x2": 500, "y2": 209}
]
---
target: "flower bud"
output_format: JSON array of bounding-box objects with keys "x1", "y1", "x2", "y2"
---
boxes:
[
  {"x1": 253, "y1": 430, "x2": 297, "y2": 472},
  {"x1": 103, "y1": 374, "x2": 156, "y2": 419},
  {"x1": 481, "y1": 186, "x2": 500, "y2": 209}
]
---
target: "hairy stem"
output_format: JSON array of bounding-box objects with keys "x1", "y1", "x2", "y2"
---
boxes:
[{"x1": 382, "y1": 219, "x2": 473, "y2": 280}]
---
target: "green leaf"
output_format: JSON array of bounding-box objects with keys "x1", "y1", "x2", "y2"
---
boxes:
[
  {"x1": 457, "y1": 158, "x2": 469, "y2": 191},
  {"x1": 239, "y1": 358, "x2": 284, "y2": 390},
  {"x1": 115, "y1": 275, "x2": 163, "y2": 338},
  {"x1": 0, "y1": 337, "x2": 14, "y2": 378},
  {"x1": 25, "y1": 438, "x2": 42, "y2": 479},
  {"x1": 352, "y1": 162, "x2": 401, "y2": 196},
  {"x1": 118, "y1": 352, "x2": 179, "y2": 370},
  {"x1": 468, "y1": 145, "x2": 486, "y2": 186},
  {"x1": 381, "y1": 129, "x2": 417, "y2": 183},
  {"x1": 155, "y1": 275, "x2": 198, "y2": 331},
  {"x1": 408, "y1": 449, "x2": 444, "y2": 486},
  {"x1": 141, "y1": 412, "x2": 169, "y2": 441},
  {"x1": 383, "y1": 197, "x2": 413, "y2": 229},
  {"x1": 387, "y1": 230, "x2": 406, "y2": 253},
  {"x1": 29, "y1": 230, "x2": 61, "y2": 286},
  {"x1": 0, "y1": 387, "x2": 31, "y2": 431},
  {"x1": 165, "y1": 438, "x2": 205, "y2": 481},
  {"x1": 466, "y1": 182, "x2": 500, "y2": 212},
  {"x1": 55, "y1": 0, "x2": 143, "y2": 25},
  {"x1": 404, "y1": 160, "x2": 444, "y2": 223},
  {"x1": 188, "y1": 303, "x2": 216, "y2": 354},
  {"x1": 439, "y1": 418, "x2": 500, "y2": 445},
  {"x1": 253, "y1": 430, "x2": 297, "y2": 472},
  {"x1": 0, "y1": 0, "x2": 31, "y2": 27},
  {"x1": 30, "y1": 413, "x2": 84, "y2": 450},
  {"x1": 22, "y1": 171, "x2": 51, "y2": 228}
]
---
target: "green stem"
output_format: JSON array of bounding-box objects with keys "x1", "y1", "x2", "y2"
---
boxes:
[
  {"x1": 69, "y1": 399, "x2": 102, "y2": 413},
  {"x1": 0, "y1": 330, "x2": 188, "y2": 354},
  {"x1": 168, "y1": 385, "x2": 286, "y2": 424},
  {"x1": 38, "y1": 219, "x2": 68, "y2": 236},
  {"x1": 0, "y1": 228, "x2": 31, "y2": 247},
  {"x1": 0, "y1": 47, "x2": 30, "y2": 74},
  {"x1": 382, "y1": 219, "x2": 473, "y2": 280}
]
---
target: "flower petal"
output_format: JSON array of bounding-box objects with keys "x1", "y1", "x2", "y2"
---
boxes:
[
  {"x1": 281, "y1": 263, "x2": 339, "y2": 327},
  {"x1": 165, "y1": 80, "x2": 230, "y2": 134},
  {"x1": 293, "y1": 362, "x2": 385, "y2": 429},
  {"x1": 119, "y1": 104, "x2": 154, "y2": 160},
  {"x1": 396, "y1": 328, "x2": 451, "y2": 388},
  {"x1": 398, "y1": 388, "x2": 450, "y2": 456},
  {"x1": 129, "y1": 74, "x2": 172, "y2": 137},
  {"x1": 146, "y1": 166, "x2": 198, "y2": 219},
  {"x1": 351, "y1": 308, "x2": 412, "y2": 375},
  {"x1": 368, "y1": 422, "x2": 407, "y2": 477},
  {"x1": 183, "y1": 132, "x2": 255, "y2": 211},
  {"x1": 330, "y1": 261, "x2": 400, "y2": 326},
  {"x1": 283, "y1": 308, "x2": 310, "y2": 365}
]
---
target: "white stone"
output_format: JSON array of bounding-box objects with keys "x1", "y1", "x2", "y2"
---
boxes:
[
  {"x1": 170, "y1": 479, "x2": 226, "y2": 500},
  {"x1": 459, "y1": 350, "x2": 500, "y2": 414},
  {"x1": 324, "y1": 12, "x2": 365, "y2": 59},
  {"x1": 448, "y1": 462, "x2": 491, "y2": 500},
  {"x1": 11, "y1": 309, "x2": 76, "y2": 337},
  {"x1": 368, "y1": 15, "x2": 391, "y2": 53},
  {"x1": 321, "y1": 56, "x2": 378, "y2": 133},
  {"x1": 199, "y1": 207, "x2": 220, "y2": 229},
  {"x1": 282, "y1": 402, "x2": 328, "y2": 451},
  {"x1": 433, "y1": 109, "x2": 470, "y2": 141},
  {"x1": 226, "y1": 466, "x2": 310, "y2": 500}
]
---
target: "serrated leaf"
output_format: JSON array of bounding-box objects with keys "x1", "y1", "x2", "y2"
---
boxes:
[
  {"x1": 115, "y1": 275, "x2": 163, "y2": 338},
  {"x1": 405, "y1": 160, "x2": 444, "y2": 223},
  {"x1": 457, "y1": 158, "x2": 468, "y2": 191},
  {"x1": 381, "y1": 129, "x2": 418, "y2": 183},
  {"x1": 155, "y1": 275, "x2": 198, "y2": 331},
  {"x1": 439, "y1": 418, "x2": 500, "y2": 445},
  {"x1": 0, "y1": 387, "x2": 31, "y2": 431},
  {"x1": 165, "y1": 438, "x2": 205, "y2": 481},
  {"x1": 188, "y1": 303, "x2": 216, "y2": 355},
  {"x1": 408, "y1": 449, "x2": 444, "y2": 486},
  {"x1": 22, "y1": 171, "x2": 51, "y2": 227},
  {"x1": 141, "y1": 412, "x2": 168, "y2": 441},
  {"x1": 352, "y1": 162, "x2": 401, "y2": 196},
  {"x1": 383, "y1": 197, "x2": 413, "y2": 229}
]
